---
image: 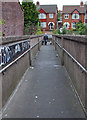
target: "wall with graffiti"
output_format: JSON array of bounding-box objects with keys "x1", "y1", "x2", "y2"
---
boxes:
[{"x1": 0, "y1": 40, "x2": 30, "y2": 67}]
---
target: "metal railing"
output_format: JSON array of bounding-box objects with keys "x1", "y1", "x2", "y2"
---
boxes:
[
  {"x1": 0, "y1": 36, "x2": 43, "y2": 74},
  {"x1": 0, "y1": 39, "x2": 30, "y2": 67},
  {"x1": 53, "y1": 38, "x2": 87, "y2": 75}
]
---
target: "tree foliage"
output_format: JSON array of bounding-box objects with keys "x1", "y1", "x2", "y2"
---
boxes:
[
  {"x1": 22, "y1": 0, "x2": 40, "y2": 27},
  {"x1": 75, "y1": 20, "x2": 87, "y2": 35},
  {"x1": 53, "y1": 27, "x2": 67, "y2": 35},
  {"x1": 0, "y1": 19, "x2": 5, "y2": 25},
  {"x1": 36, "y1": 27, "x2": 42, "y2": 35},
  {"x1": 62, "y1": 27, "x2": 67, "y2": 34},
  {"x1": 58, "y1": 10, "x2": 62, "y2": 21},
  {"x1": 0, "y1": 19, "x2": 5, "y2": 36}
]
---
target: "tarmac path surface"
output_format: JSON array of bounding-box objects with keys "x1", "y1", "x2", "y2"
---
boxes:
[{"x1": 3, "y1": 44, "x2": 86, "y2": 118}]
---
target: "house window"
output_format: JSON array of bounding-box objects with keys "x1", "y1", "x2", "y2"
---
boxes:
[
  {"x1": 72, "y1": 22, "x2": 76, "y2": 28},
  {"x1": 39, "y1": 13, "x2": 46, "y2": 19},
  {"x1": 65, "y1": 14, "x2": 69, "y2": 19},
  {"x1": 41, "y1": 22, "x2": 46, "y2": 28},
  {"x1": 85, "y1": 14, "x2": 87, "y2": 19},
  {"x1": 49, "y1": 14, "x2": 53, "y2": 18},
  {"x1": 72, "y1": 14, "x2": 79, "y2": 19},
  {"x1": 64, "y1": 22, "x2": 70, "y2": 29}
]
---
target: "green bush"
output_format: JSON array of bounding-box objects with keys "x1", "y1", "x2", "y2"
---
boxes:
[
  {"x1": 0, "y1": 19, "x2": 5, "y2": 25},
  {"x1": 53, "y1": 29, "x2": 61, "y2": 34},
  {"x1": 84, "y1": 26, "x2": 87, "y2": 35},
  {"x1": 75, "y1": 21, "x2": 87, "y2": 35},
  {"x1": 53, "y1": 28, "x2": 67, "y2": 35},
  {"x1": 53, "y1": 30, "x2": 58, "y2": 34},
  {"x1": 62, "y1": 27, "x2": 67, "y2": 34},
  {"x1": 69, "y1": 29, "x2": 73, "y2": 34},
  {"x1": 36, "y1": 28, "x2": 42, "y2": 35},
  {"x1": 57, "y1": 29, "x2": 61, "y2": 34}
]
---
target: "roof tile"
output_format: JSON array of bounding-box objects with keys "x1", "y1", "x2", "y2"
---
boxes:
[
  {"x1": 37, "y1": 5, "x2": 57, "y2": 13},
  {"x1": 63, "y1": 5, "x2": 85, "y2": 14}
]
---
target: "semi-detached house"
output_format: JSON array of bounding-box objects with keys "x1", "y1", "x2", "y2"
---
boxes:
[
  {"x1": 37, "y1": 1, "x2": 58, "y2": 31},
  {"x1": 63, "y1": 1, "x2": 87, "y2": 30}
]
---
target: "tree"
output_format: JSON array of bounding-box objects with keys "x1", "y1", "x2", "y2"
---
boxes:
[
  {"x1": 22, "y1": 0, "x2": 40, "y2": 34},
  {"x1": 75, "y1": 20, "x2": 87, "y2": 35},
  {"x1": 22, "y1": 0, "x2": 40, "y2": 27},
  {"x1": 62, "y1": 27, "x2": 67, "y2": 34},
  {"x1": 58, "y1": 10, "x2": 62, "y2": 21},
  {"x1": 36, "y1": 27, "x2": 42, "y2": 35}
]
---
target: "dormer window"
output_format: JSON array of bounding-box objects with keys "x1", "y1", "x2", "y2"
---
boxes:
[
  {"x1": 65, "y1": 14, "x2": 69, "y2": 19},
  {"x1": 39, "y1": 13, "x2": 46, "y2": 19},
  {"x1": 72, "y1": 14, "x2": 79, "y2": 19}
]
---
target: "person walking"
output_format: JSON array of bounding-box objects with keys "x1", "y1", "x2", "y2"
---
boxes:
[{"x1": 44, "y1": 33, "x2": 48, "y2": 45}]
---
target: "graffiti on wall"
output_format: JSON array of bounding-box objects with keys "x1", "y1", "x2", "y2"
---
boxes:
[{"x1": 0, "y1": 41, "x2": 30, "y2": 67}]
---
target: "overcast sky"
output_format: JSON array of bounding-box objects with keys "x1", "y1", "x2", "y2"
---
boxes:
[{"x1": 19, "y1": 0, "x2": 87, "y2": 10}]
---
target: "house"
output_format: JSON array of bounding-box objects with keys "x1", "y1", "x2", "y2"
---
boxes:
[
  {"x1": 85, "y1": 5, "x2": 87, "y2": 24},
  {"x1": 37, "y1": 1, "x2": 58, "y2": 31},
  {"x1": 1, "y1": 0, "x2": 24, "y2": 36},
  {"x1": 62, "y1": 1, "x2": 86, "y2": 30}
]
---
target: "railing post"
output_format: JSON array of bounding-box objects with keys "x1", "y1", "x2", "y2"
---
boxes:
[
  {"x1": 29, "y1": 51, "x2": 31, "y2": 66},
  {"x1": 55, "y1": 37, "x2": 57, "y2": 51},
  {"x1": 52, "y1": 36, "x2": 54, "y2": 45},
  {"x1": 29, "y1": 37, "x2": 32, "y2": 66},
  {"x1": 61, "y1": 36, "x2": 64, "y2": 66},
  {"x1": 38, "y1": 36, "x2": 40, "y2": 51}
]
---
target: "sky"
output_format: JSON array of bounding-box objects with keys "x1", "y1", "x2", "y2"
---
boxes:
[{"x1": 19, "y1": 0, "x2": 87, "y2": 10}]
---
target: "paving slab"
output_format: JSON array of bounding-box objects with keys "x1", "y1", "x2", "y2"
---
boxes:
[{"x1": 2, "y1": 44, "x2": 86, "y2": 118}]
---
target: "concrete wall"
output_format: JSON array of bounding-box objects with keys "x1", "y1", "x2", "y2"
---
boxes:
[
  {"x1": 0, "y1": 35, "x2": 43, "y2": 107},
  {"x1": 52, "y1": 35, "x2": 87, "y2": 112}
]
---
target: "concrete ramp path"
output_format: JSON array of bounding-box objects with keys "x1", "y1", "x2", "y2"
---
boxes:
[{"x1": 3, "y1": 44, "x2": 86, "y2": 118}]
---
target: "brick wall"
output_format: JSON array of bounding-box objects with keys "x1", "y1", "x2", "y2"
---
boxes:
[
  {"x1": 46, "y1": 13, "x2": 56, "y2": 30},
  {"x1": 39, "y1": 7, "x2": 58, "y2": 31},
  {"x1": 63, "y1": 14, "x2": 72, "y2": 30},
  {"x1": 2, "y1": 2, "x2": 24, "y2": 36},
  {"x1": 63, "y1": 13, "x2": 85, "y2": 30},
  {"x1": 40, "y1": 13, "x2": 57, "y2": 31}
]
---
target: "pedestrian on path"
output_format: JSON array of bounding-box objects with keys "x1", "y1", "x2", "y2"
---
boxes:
[{"x1": 43, "y1": 33, "x2": 48, "y2": 45}]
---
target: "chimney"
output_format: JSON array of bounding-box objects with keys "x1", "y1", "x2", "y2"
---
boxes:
[
  {"x1": 36, "y1": 1, "x2": 40, "y2": 7},
  {"x1": 80, "y1": 1, "x2": 84, "y2": 7}
]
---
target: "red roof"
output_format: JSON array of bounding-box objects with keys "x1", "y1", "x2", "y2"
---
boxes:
[{"x1": 63, "y1": 5, "x2": 85, "y2": 14}]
